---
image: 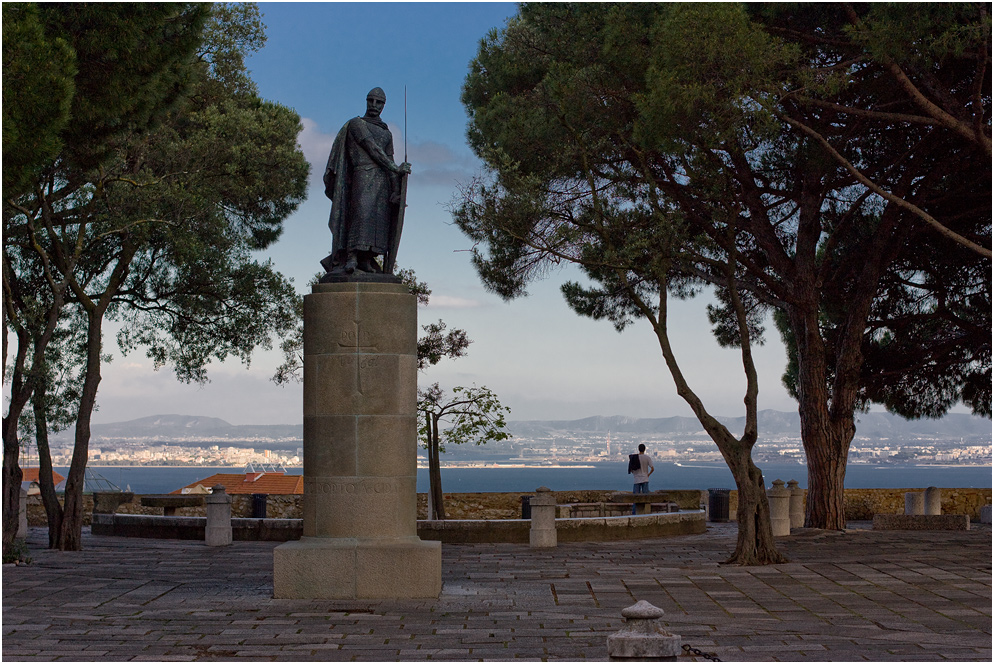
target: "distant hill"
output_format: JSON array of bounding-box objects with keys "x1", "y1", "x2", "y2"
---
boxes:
[
  {"x1": 65, "y1": 414, "x2": 302, "y2": 441},
  {"x1": 507, "y1": 410, "x2": 991, "y2": 440},
  {"x1": 66, "y1": 409, "x2": 989, "y2": 445}
]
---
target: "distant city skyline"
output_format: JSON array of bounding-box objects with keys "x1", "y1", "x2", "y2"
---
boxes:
[{"x1": 23, "y1": 3, "x2": 981, "y2": 428}]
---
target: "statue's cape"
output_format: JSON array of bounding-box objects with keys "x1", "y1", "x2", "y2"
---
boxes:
[
  {"x1": 324, "y1": 115, "x2": 391, "y2": 257},
  {"x1": 324, "y1": 119, "x2": 357, "y2": 256}
]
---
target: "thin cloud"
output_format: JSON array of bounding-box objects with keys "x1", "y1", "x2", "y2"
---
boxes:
[
  {"x1": 407, "y1": 138, "x2": 480, "y2": 187},
  {"x1": 297, "y1": 117, "x2": 334, "y2": 174},
  {"x1": 425, "y1": 295, "x2": 485, "y2": 309}
]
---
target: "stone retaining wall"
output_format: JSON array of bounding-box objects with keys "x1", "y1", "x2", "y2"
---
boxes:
[
  {"x1": 26, "y1": 486, "x2": 992, "y2": 526},
  {"x1": 725, "y1": 487, "x2": 991, "y2": 520}
]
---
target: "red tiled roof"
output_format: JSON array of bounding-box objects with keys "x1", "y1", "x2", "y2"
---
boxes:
[
  {"x1": 21, "y1": 468, "x2": 66, "y2": 485},
  {"x1": 172, "y1": 472, "x2": 303, "y2": 495}
]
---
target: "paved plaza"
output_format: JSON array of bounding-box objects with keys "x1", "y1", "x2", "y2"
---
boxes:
[{"x1": 3, "y1": 522, "x2": 991, "y2": 661}]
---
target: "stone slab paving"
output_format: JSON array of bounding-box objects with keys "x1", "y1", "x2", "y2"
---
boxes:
[{"x1": 3, "y1": 522, "x2": 990, "y2": 662}]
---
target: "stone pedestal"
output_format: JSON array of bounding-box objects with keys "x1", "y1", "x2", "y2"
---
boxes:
[
  {"x1": 529, "y1": 486, "x2": 557, "y2": 548},
  {"x1": 205, "y1": 485, "x2": 232, "y2": 547},
  {"x1": 273, "y1": 281, "x2": 441, "y2": 599},
  {"x1": 768, "y1": 479, "x2": 791, "y2": 536},
  {"x1": 787, "y1": 479, "x2": 804, "y2": 529}
]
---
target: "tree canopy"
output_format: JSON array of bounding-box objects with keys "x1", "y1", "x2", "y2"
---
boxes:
[
  {"x1": 1, "y1": 3, "x2": 76, "y2": 196},
  {"x1": 3, "y1": 3, "x2": 309, "y2": 552},
  {"x1": 455, "y1": 2, "x2": 990, "y2": 533}
]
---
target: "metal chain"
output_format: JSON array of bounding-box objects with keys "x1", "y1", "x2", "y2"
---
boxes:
[{"x1": 682, "y1": 643, "x2": 721, "y2": 661}]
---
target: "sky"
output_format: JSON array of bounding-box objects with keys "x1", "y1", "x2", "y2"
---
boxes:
[{"x1": 85, "y1": 2, "x2": 976, "y2": 428}]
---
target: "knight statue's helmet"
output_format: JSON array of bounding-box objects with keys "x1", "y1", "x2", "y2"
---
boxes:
[{"x1": 367, "y1": 87, "x2": 386, "y2": 102}]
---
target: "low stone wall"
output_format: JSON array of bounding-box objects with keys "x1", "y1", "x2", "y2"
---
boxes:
[
  {"x1": 872, "y1": 514, "x2": 971, "y2": 531},
  {"x1": 417, "y1": 489, "x2": 705, "y2": 519},
  {"x1": 91, "y1": 510, "x2": 705, "y2": 544},
  {"x1": 92, "y1": 513, "x2": 304, "y2": 541},
  {"x1": 229, "y1": 494, "x2": 301, "y2": 519},
  {"x1": 26, "y1": 493, "x2": 303, "y2": 525},
  {"x1": 724, "y1": 487, "x2": 991, "y2": 520},
  {"x1": 417, "y1": 512, "x2": 705, "y2": 544}
]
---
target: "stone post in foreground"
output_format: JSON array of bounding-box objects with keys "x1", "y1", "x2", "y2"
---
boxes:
[
  {"x1": 205, "y1": 485, "x2": 232, "y2": 547},
  {"x1": 273, "y1": 281, "x2": 441, "y2": 599},
  {"x1": 607, "y1": 600, "x2": 681, "y2": 661},
  {"x1": 529, "y1": 486, "x2": 557, "y2": 548}
]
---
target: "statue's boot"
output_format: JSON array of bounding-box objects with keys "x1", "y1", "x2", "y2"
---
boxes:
[{"x1": 343, "y1": 253, "x2": 358, "y2": 274}]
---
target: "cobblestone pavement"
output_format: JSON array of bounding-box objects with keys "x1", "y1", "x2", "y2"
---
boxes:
[{"x1": 3, "y1": 523, "x2": 990, "y2": 662}]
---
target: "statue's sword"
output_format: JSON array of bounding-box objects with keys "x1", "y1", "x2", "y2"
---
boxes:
[{"x1": 385, "y1": 86, "x2": 408, "y2": 274}]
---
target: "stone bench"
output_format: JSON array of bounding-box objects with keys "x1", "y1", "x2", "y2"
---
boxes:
[
  {"x1": 560, "y1": 501, "x2": 679, "y2": 518},
  {"x1": 140, "y1": 494, "x2": 205, "y2": 516},
  {"x1": 559, "y1": 502, "x2": 628, "y2": 518},
  {"x1": 608, "y1": 491, "x2": 671, "y2": 515},
  {"x1": 92, "y1": 491, "x2": 135, "y2": 515},
  {"x1": 872, "y1": 514, "x2": 970, "y2": 531}
]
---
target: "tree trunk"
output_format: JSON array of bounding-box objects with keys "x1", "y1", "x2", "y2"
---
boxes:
[
  {"x1": 33, "y1": 383, "x2": 64, "y2": 547},
  {"x1": 2, "y1": 268, "x2": 71, "y2": 553},
  {"x1": 725, "y1": 449, "x2": 786, "y2": 565},
  {"x1": 428, "y1": 414, "x2": 445, "y2": 520},
  {"x1": 804, "y1": 428, "x2": 849, "y2": 528},
  {"x1": 1, "y1": 426, "x2": 23, "y2": 554},
  {"x1": 788, "y1": 302, "x2": 855, "y2": 530},
  {"x1": 644, "y1": 275, "x2": 785, "y2": 565},
  {"x1": 1, "y1": 326, "x2": 30, "y2": 557},
  {"x1": 56, "y1": 308, "x2": 105, "y2": 551}
]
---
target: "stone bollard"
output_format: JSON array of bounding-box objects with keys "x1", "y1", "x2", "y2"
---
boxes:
[
  {"x1": 923, "y1": 486, "x2": 941, "y2": 515},
  {"x1": 17, "y1": 488, "x2": 28, "y2": 541},
  {"x1": 205, "y1": 485, "x2": 232, "y2": 547},
  {"x1": 529, "y1": 486, "x2": 557, "y2": 548},
  {"x1": 787, "y1": 479, "x2": 804, "y2": 529},
  {"x1": 607, "y1": 600, "x2": 681, "y2": 661},
  {"x1": 904, "y1": 492, "x2": 924, "y2": 515},
  {"x1": 981, "y1": 505, "x2": 992, "y2": 524},
  {"x1": 767, "y1": 479, "x2": 791, "y2": 536}
]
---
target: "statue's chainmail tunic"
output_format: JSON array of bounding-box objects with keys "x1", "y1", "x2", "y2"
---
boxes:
[{"x1": 344, "y1": 118, "x2": 395, "y2": 255}]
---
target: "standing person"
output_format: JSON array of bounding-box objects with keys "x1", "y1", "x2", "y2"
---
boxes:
[
  {"x1": 322, "y1": 87, "x2": 411, "y2": 276},
  {"x1": 629, "y1": 443, "x2": 654, "y2": 515}
]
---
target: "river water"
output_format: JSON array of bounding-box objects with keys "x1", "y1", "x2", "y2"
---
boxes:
[{"x1": 56, "y1": 462, "x2": 992, "y2": 495}]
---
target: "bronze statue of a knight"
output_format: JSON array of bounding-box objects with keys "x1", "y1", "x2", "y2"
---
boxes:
[{"x1": 321, "y1": 87, "x2": 410, "y2": 279}]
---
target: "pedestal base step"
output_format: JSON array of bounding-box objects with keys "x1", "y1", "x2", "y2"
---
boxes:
[{"x1": 273, "y1": 536, "x2": 441, "y2": 599}]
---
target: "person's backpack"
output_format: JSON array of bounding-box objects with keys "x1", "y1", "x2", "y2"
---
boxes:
[{"x1": 627, "y1": 454, "x2": 640, "y2": 474}]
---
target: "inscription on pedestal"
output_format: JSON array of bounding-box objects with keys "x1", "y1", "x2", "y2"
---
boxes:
[
  {"x1": 305, "y1": 477, "x2": 401, "y2": 495},
  {"x1": 336, "y1": 320, "x2": 378, "y2": 352}
]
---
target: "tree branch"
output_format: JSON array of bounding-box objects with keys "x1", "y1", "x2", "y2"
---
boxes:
[{"x1": 778, "y1": 111, "x2": 992, "y2": 258}]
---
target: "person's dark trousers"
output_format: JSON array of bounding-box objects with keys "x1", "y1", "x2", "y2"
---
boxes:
[{"x1": 632, "y1": 481, "x2": 649, "y2": 515}]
